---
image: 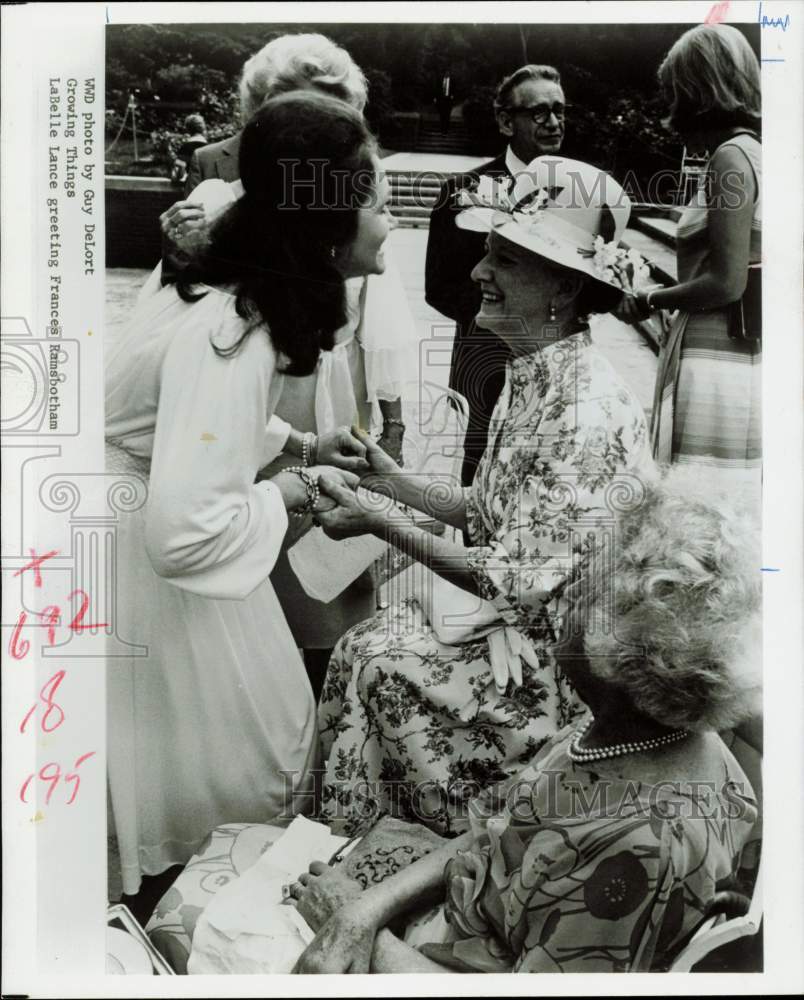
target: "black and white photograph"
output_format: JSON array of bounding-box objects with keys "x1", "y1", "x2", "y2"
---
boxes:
[{"x1": 2, "y1": 1, "x2": 802, "y2": 995}]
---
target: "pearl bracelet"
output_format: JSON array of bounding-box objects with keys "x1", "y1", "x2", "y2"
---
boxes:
[
  {"x1": 285, "y1": 466, "x2": 320, "y2": 517},
  {"x1": 301, "y1": 432, "x2": 318, "y2": 468}
]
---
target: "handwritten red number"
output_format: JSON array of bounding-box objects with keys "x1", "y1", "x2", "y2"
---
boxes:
[
  {"x1": 19, "y1": 752, "x2": 95, "y2": 806},
  {"x1": 40, "y1": 670, "x2": 67, "y2": 732},
  {"x1": 9, "y1": 611, "x2": 30, "y2": 660},
  {"x1": 39, "y1": 762, "x2": 62, "y2": 804},
  {"x1": 67, "y1": 589, "x2": 108, "y2": 632},
  {"x1": 19, "y1": 773, "x2": 35, "y2": 803},
  {"x1": 65, "y1": 751, "x2": 96, "y2": 804},
  {"x1": 20, "y1": 670, "x2": 67, "y2": 734},
  {"x1": 38, "y1": 605, "x2": 61, "y2": 645}
]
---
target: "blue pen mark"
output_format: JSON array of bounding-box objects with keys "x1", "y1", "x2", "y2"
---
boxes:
[
  {"x1": 760, "y1": 567, "x2": 780, "y2": 572},
  {"x1": 761, "y1": 58, "x2": 786, "y2": 61},
  {"x1": 758, "y1": 1, "x2": 791, "y2": 30}
]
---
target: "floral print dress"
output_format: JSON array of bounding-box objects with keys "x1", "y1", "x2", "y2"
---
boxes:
[
  {"x1": 318, "y1": 329, "x2": 654, "y2": 836},
  {"x1": 420, "y1": 728, "x2": 758, "y2": 972}
]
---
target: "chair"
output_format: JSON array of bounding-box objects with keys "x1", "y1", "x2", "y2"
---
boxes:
[
  {"x1": 669, "y1": 854, "x2": 763, "y2": 972},
  {"x1": 676, "y1": 146, "x2": 709, "y2": 206}
]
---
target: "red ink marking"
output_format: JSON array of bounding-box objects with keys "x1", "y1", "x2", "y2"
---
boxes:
[
  {"x1": 68, "y1": 589, "x2": 108, "y2": 631},
  {"x1": 37, "y1": 605, "x2": 61, "y2": 645},
  {"x1": 20, "y1": 670, "x2": 67, "y2": 734},
  {"x1": 65, "y1": 751, "x2": 96, "y2": 804},
  {"x1": 705, "y1": 0, "x2": 730, "y2": 24},
  {"x1": 19, "y1": 773, "x2": 35, "y2": 803},
  {"x1": 13, "y1": 549, "x2": 59, "y2": 588},
  {"x1": 9, "y1": 611, "x2": 30, "y2": 660},
  {"x1": 18, "y1": 702, "x2": 38, "y2": 735},
  {"x1": 39, "y1": 670, "x2": 67, "y2": 732},
  {"x1": 39, "y1": 762, "x2": 62, "y2": 805}
]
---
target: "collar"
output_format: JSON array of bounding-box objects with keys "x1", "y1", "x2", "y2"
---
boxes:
[
  {"x1": 509, "y1": 327, "x2": 593, "y2": 376},
  {"x1": 505, "y1": 146, "x2": 529, "y2": 177}
]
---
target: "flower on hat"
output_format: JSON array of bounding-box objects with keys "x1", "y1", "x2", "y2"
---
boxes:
[
  {"x1": 458, "y1": 176, "x2": 550, "y2": 232},
  {"x1": 578, "y1": 236, "x2": 652, "y2": 294}
]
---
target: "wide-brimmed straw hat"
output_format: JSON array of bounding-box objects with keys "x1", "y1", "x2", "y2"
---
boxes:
[{"x1": 456, "y1": 156, "x2": 642, "y2": 291}]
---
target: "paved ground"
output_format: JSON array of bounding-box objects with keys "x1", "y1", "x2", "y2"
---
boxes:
[
  {"x1": 106, "y1": 227, "x2": 657, "y2": 422},
  {"x1": 382, "y1": 151, "x2": 493, "y2": 173}
]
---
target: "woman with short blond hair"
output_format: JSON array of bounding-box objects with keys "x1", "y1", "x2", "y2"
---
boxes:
[{"x1": 632, "y1": 25, "x2": 762, "y2": 496}]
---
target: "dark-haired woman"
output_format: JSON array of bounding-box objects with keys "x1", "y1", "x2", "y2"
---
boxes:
[
  {"x1": 105, "y1": 92, "x2": 393, "y2": 897},
  {"x1": 634, "y1": 25, "x2": 762, "y2": 501}
]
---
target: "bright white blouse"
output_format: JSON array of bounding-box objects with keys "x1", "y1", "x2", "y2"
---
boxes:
[{"x1": 105, "y1": 282, "x2": 291, "y2": 600}]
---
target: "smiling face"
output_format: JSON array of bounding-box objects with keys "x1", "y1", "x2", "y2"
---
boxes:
[
  {"x1": 339, "y1": 156, "x2": 394, "y2": 278},
  {"x1": 497, "y1": 78, "x2": 566, "y2": 162},
  {"x1": 470, "y1": 231, "x2": 564, "y2": 350}
]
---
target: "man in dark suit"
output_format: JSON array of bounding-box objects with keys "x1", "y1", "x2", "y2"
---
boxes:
[
  {"x1": 183, "y1": 132, "x2": 240, "y2": 194},
  {"x1": 425, "y1": 64, "x2": 566, "y2": 485}
]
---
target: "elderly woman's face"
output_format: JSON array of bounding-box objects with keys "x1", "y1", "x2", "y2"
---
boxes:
[{"x1": 471, "y1": 231, "x2": 561, "y2": 350}]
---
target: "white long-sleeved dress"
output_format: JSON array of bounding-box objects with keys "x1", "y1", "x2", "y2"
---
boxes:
[{"x1": 105, "y1": 281, "x2": 318, "y2": 897}]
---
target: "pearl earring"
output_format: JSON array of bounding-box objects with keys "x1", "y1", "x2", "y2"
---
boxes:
[
  {"x1": 548, "y1": 301, "x2": 557, "y2": 322},
  {"x1": 329, "y1": 246, "x2": 337, "y2": 260}
]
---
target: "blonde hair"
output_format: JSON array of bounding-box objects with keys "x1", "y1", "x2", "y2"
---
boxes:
[
  {"x1": 239, "y1": 33, "x2": 368, "y2": 121},
  {"x1": 658, "y1": 24, "x2": 760, "y2": 132},
  {"x1": 579, "y1": 468, "x2": 762, "y2": 732}
]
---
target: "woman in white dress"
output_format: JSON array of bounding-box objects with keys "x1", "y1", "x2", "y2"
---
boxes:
[
  {"x1": 105, "y1": 92, "x2": 394, "y2": 896},
  {"x1": 156, "y1": 33, "x2": 419, "y2": 695}
]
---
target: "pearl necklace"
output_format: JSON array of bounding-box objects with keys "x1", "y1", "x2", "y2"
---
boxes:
[{"x1": 567, "y1": 716, "x2": 689, "y2": 763}]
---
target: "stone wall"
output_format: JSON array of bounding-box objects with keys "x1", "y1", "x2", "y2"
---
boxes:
[{"x1": 105, "y1": 177, "x2": 177, "y2": 268}]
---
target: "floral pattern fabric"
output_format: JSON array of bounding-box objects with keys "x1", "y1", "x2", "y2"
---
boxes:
[
  {"x1": 422, "y1": 729, "x2": 758, "y2": 973},
  {"x1": 318, "y1": 331, "x2": 654, "y2": 836}
]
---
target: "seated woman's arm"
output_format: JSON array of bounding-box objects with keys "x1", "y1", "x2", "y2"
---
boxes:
[
  {"x1": 293, "y1": 830, "x2": 472, "y2": 974},
  {"x1": 371, "y1": 930, "x2": 454, "y2": 973},
  {"x1": 316, "y1": 478, "x2": 477, "y2": 592},
  {"x1": 356, "y1": 429, "x2": 468, "y2": 530}
]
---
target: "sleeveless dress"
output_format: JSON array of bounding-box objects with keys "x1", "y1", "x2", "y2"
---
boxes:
[
  {"x1": 105, "y1": 282, "x2": 318, "y2": 897},
  {"x1": 651, "y1": 133, "x2": 761, "y2": 496}
]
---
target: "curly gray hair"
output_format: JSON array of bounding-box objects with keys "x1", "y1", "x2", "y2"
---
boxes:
[
  {"x1": 239, "y1": 33, "x2": 368, "y2": 122},
  {"x1": 579, "y1": 468, "x2": 761, "y2": 732}
]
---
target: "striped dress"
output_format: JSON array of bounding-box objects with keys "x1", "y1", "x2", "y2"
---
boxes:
[{"x1": 651, "y1": 133, "x2": 761, "y2": 494}]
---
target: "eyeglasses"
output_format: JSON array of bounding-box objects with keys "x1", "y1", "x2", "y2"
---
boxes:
[{"x1": 504, "y1": 103, "x2": 567, "y2": 124}]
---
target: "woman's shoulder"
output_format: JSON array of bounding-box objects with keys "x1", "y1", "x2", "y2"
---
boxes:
[
  {"x1": 563, "y1": 337, "x2": 647, "y2": 423},
  {"x1": 188, "y1": 178, "x2": 240, "y2": 215},
  {"x1": 709, "y1": 136, "x2": 761, "y2": 186},
  {"x1": 160, "y1": 285, "x2": 280, "y2": 372}
]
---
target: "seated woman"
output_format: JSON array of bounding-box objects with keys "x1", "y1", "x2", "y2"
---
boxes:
[
  {"x1": 312, "y1": 157, "x2": 656, "y2": 835},
  {"x1": 291, "y1": 469, "x2": 761, "y2": 973}
]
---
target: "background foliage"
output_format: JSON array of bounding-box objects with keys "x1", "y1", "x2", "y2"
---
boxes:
[{"x1": 106, "y1": 21, "x2": 760, "y2": 190}]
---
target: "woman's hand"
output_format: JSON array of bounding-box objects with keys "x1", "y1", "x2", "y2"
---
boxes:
[
  {"x1": 292, "y1": 899, "x2": 379, "y2": 975},
  {"x1": 272, "y1": 466, "x2": 358, "y2": 515},
  {"x1": 315, "y1": 475, "x2": 388, "y2": 540},
  {"x1": 288, "y1": 861, "x2": 363, "y2": 934},
  {"x1": 159, "y1": 200, "x2": 209, "y2": 255},
  {"x1": 619, "y1": 292, "x2": 651, "y2": 324},
  {"x1": 316, "y1": 427, "x2": 370, "y2": 474},
  {"x1": 351, "y1": 426, "x2": 401, "y2": 479}
]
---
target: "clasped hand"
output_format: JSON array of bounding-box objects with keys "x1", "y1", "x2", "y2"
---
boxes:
[{"x1": 315, "y1": 428, "x2": 402, "y2": 539}]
